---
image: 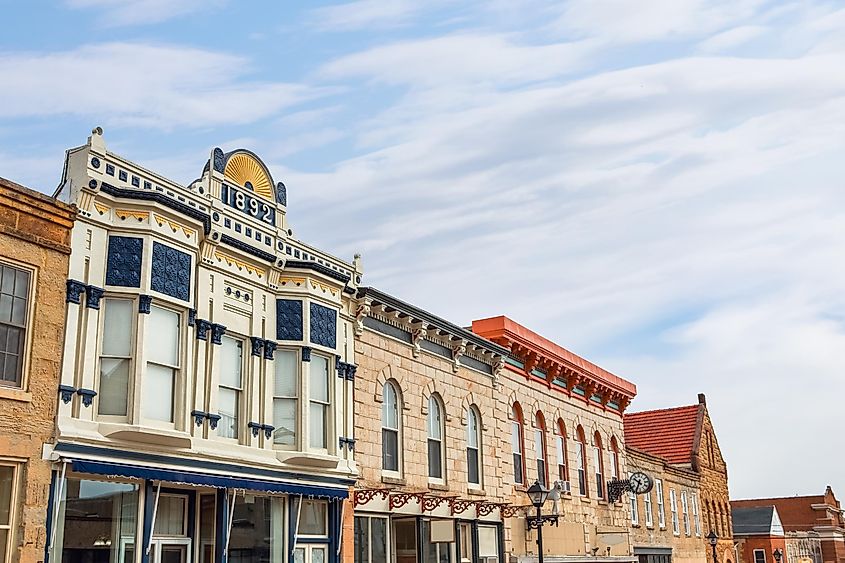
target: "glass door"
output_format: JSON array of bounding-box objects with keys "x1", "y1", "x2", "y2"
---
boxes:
[
  {"x1": 294, "y1": 545, "x2": 327, "y2": 563},
  {"x1": 393, "y1": 519, "x2": 418, "y2": 563}
]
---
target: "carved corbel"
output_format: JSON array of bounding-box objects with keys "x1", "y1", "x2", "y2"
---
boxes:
[
  {"x1": 355, "y1": 297, "x2": 372, "y2": 336},
  {"x1": 492, "y1": 355, "x2": 505, "y2": 386},
  {"x1": 451, "y1": 339, "x2": 466, "y2": 373},
  {"x1": 411, "y1": 322, "x2": 427, "y2": 358},
  {"x1": 200, "y1": 229, "x2": 221, "y2": 265}
]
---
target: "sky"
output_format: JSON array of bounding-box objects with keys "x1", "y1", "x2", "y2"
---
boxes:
[{"x1": 2, "y1": 0, "x2": 845, "y2": 500}]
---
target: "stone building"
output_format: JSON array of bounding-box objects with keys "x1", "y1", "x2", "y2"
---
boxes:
[
  {"x1": 471, "y1": 316, "x2": 638, "y2": 562},
  {"x1": 732, "y1": 488, "x2": 845, "y2": 563},
  {"x1": 731, "y1": 505, "x2": 787, "y2": 563},
  {"x1": 351, "y1": 288, "x2": 509, "y2": 563},
  {"x1": 0, "y1": 177, "x2": 75, "y2": 563},
  {"x1": 48, "y1": 129, "x2": 361, "y2": 563},
  {"x1": 624, "y1": 395, "x2": 734, "y2": 563},
  {"x1": 625, "y1": 447, "x2": 707, "y2": 563}
]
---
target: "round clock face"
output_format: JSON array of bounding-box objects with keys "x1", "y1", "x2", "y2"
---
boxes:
[{"x1": 629, "y1": 471, "x2": 653, "y2": 494}]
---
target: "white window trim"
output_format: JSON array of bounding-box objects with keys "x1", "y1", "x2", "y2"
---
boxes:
[
  {"x1": 215, "y1": 334, "x2": 245, "y2": 443},
  {"x1": 656, "y1": 479, "x2": 666, "y2": 529},
  {"x1": 141, "y1": 304, "x2": 183, "y2": 429},
  {"x1": 754, "y1": 550, "x2": 767, "y2": 563},
  {"x1": 681, "y1": 491, "x2": 691, "y2": 536},
  {"x1": 692, "y1": 492, "x2": 702, "y2": 536},
  {"x1": 511, "y1": 415, "x2": 524, "y2": 485},
  {"x1": 427, "y1": 394, "x2": 446, "y2": 485},
  {"x1": 467, "y1": 407, "x2": 482, "y2": 488},
  {"x1": 0, "y1": 462, "x2": 19, "y2": 563},
  {"x1": 381, "y1": 381, "x2": 402, "y2": 477},
  {"x1": 644, "y1": 491, "x2": 654, "y2": 528},
  {"x1": 270, "y1": 347, "x2": 301, "y2": 451},
  {"x1": 0, "y1": 259, "x2": 36, "y2": 392},
  {"x1": 670, "y1": 489, "x2": 680, "y2": 536},
  {"x1": 96, "y1": 296, "x2": 137, "y2": 422},
  {"x1": 307, "y1": 353, "x2": 333, "y2": 453}
]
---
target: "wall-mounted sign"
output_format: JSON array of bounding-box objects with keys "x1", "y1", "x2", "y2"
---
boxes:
[{"x1": 221, "y1": 183, "x2": 276, "y2": 226}]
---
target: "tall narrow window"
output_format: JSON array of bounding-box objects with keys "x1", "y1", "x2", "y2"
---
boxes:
[
  {"x1": 534, "y1": 412, "x2": 547, "y2": 487},
  {"x1": 273, "y1": 350, "x2": 298, "y2": 446},
  {"x1": 609, "y1": 437, "x2": 620, "y2": 481},
  {"x1": 681, "y1": 491, "x2": 691, "y2": 536},
  {"x1": 143, "y1": 305, "x2": 180, "y2": 422},
  {"x1": 644, "y1": 490, "x2": 654, "y2": 527},
  {"x1": 630, "y1": 481, "x2": 639, "y2": 525},
  {"x1": 593, "y1": 431, "x2": 605, "y2": 499},
  {"x1": 218, "y1": 337, "x2": 243, "y2": 439},
  {"x1": 0, "y1": 465, "x2": 17, "y2": 563},
  {"x1": 511, "y1": 404, "x2": 525, "y2": 485},
  {"x1": 427, "y1": 395, "x2": 444, "y2": 480},
  {"x1": 692, "y1": 493, "x2": 701, "y2": 536},
  {"x1": 98, "y1": 298, "x2": 133, "y2": 416},
  {"x1": 382, "y1": 382, "x2": 400, "y2": 472},
  {"x1": 576, "y1": 426, "x2": 588, "y2": 497},
  {"x1": 0, "y1": 265, "x2": 29, "y2": 388},
  {"x1": 310, "y1": 355, "x2": 330, "y2": 449},
  {"x1": 670, "y1": 489, "x2": 680, "y2": 535},
  {"x1": 656, "y1": 479, "x2": 666, "y2": 528},
  {"x1": 467, "y1": 407, "x2": 481, "y2": 486},
  {"x1": 555, "y1": 420, "x2": 568, "y2": 482}
]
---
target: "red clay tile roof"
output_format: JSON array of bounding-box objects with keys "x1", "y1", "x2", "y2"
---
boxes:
[{"x1": 624, "y1": 404, "x2": 701, "y2": 465}]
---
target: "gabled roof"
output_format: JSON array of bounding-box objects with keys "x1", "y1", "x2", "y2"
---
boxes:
[
  {"x1": 732, "y1": 506, "x2": 784, "y2": 537},
  {"x1": 624, "y1": 404, "x2": 701, "y2": 465}
]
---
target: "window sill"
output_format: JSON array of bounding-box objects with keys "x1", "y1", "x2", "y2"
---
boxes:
[
  {"x1": 98, "y1": 423, "x2": 192, "y2": 448},
  {"x1": 513, "y1": 484, "x2": 527, "y2": 492},
  {"x1": 467, "y1": 488, "x2": 486, "y2": 496},
  {"x1": 381, "y1": 475, "x2": 406, "y2": 486},
  {"x1": 597, "y1": 499, "x2": 608, "y2": 505},
  {"x1": 428, "y1": 482, "x2": 450, "y2": 492},
  {"x1": 580, "y1": 497, "x2": 593, "y2": 504},
  {"x1": 0, "y1": 387, "x2": 32, "y2": 403}
]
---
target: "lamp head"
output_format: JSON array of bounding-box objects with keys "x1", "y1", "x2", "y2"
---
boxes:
[
  {"x1": 526, "y1": 480, "x2": 549, "y2": 508},
  {"x1": 773, "y1": 549, "x2": 783, "y2": 563},
  {"x1": 707, "y1": 530, "x2": 718, "y2": 546}
]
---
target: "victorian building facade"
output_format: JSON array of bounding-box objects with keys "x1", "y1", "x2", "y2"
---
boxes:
[
  {"x1": 48, "y1": 129, "x2": 361, "y2": 563},
  {"x1": 350, "y1": 288, "x2": 509, "y2": 563},
  {"x1": 0, "y1": 177, "x2": 75, "y2": 563},
  {"x1": 471, "y1": 316, "x2": 638, "y2": 563},
  {"x1": 624, "y1": 395, "x2": 734, "y2": 563}
]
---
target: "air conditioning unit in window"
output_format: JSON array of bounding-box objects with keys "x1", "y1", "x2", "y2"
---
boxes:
[{"x1": 554, "y1": 480, "x2": 572, "y2": 495}]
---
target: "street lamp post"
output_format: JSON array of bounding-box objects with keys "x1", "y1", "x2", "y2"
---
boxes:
[
  {"x1": 707, "y1": 530, "x2": 718, "y2": 563},
  {"x1": 526, "y1": 481, "x2": 559, "y2": 563},
  {"x1": 773, "y1": 548, "x2": 784, "y2": 563}
]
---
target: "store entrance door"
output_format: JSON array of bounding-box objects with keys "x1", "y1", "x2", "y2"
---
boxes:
[{"x1": 150, "y1": 494, "x2": 192, "y2": 563}]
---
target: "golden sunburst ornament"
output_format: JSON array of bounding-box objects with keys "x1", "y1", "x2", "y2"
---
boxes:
[{"x1": 223, "y1": 152, "x2": 274, "y2": 200}]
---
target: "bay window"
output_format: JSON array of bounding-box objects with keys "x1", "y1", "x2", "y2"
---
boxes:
[
  {"x1": 98, "y1": 298, "x2": 133, "y2": 416},
  {"x1": 218, "y1": 336, "x2": 243, "y2": 440},
  {"x1": 142, "y1": 305, "x2": 180, "y2": 422},
  {"x1": 309, "y1": 354, "x2": 330, "y2": 449},
  {"x1": 273, "y1": 349, "x2": 298, "y2": 447}
]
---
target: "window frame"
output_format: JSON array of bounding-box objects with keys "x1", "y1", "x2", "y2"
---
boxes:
[
  {"x1": 308, "y1": 353, "x2": 333, "y2": 452},
  {"x1": 354, "y1": 515, "x2": 390, "y2": 563},
  {"x1": 0, "y1": 462, "x2": 19, "y2": 563},
  {"x1": 656, "y1": 479, "x2": 666, "y2": 529},
  {"x1": 466, "y1": 406, "x2": 482, "y2": 488},
  {"x1": 670, "y1": 488, "x2": 680, "y2": 536},
  {"x1": 593, "y1": 431, "x2": 605, "y2": 499},
  {"x1": 534, "y1": 412, "x2": 548, "y2": 488},
  {"x1": 644, "y1": 490, "x2": 654, "y2": 528},
  {"x1": 692, "y1": 492, "x2": 701, "y2": 536},
  {"x1": 681, "y1": 491, "x2": 691, "y2": 536},
  {"x1": 382, "y1": 381, "x2": 402, "y2": 475},
  {"x1": 0, "y1": 260, "x2": 34, "y2": 391},
  {"x1": 630, "y1": 478, "x2": 639, "y2": 526},
  {"x1": 141, "y1": 303, "x2": 182, "y2": 427},
  {"x1": 511, "y1": 403, "x2": 526, "y2": 485},
  {"x1": 427, "y1": 394, "x2": 446, "y2": 483},
  {"x1": 575, "y1": 426, "x2": 588, "y2": 497},
  {"x1": 555, "y1": 419, "x2": 568, "y2": 483},
  {"x1": 217, "y1": 334, "x2": 245, "y2": 442},
  {"x1": 271, "y1": 347, "x2": 300, "y2": 450},
  {"x1": 96, "y1": 296, "x2": 137, "y2": 421},
  {"x1": 754, "y1": 550, "x2": 767, "y2": 563}
]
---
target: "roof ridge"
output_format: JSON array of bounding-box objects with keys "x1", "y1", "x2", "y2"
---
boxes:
[
  {"x1": 732, "y1": 495, "x2": 826, "y2": 502},
  {"x1": 624, "y1": 404, "x2": 700, "y2": 417}
]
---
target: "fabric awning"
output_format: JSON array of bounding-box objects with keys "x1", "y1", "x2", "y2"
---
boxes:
[{"x1": 69, "y1": 459, "x2": 349, "y2": 499}]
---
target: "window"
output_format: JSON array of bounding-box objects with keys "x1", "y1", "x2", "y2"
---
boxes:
[
  {"x1": 427, "y1": 395, "x2": 444, "y2": 480},
  {"x1": 692, "y1": 493, "x2": 701, "y2": 536},
  {"x1": 273, "y1": 350, "x2": 298, "y2": 446},
  {"x1": 54, "y1": 478, "x2": 139, "y2": 563},
  {"x1": 534, "y1": 412, "x2": 547, "y2": 487},
  {"x1": 467, "y1": 407, "x2": 481, "y2": 487},
  {"x1": 681, "y1": 491, "x2": 691, "y2": 536},
  {"x1": 98, "y1": 298, "x2": 133, "y2": 416},
  {"x1": 670, "y1": 489, "x2": 680, "y2": 535},
  {"x1": 593, "y1": 432, "x2": 605, "y2": 499},
  {"x1": 218, "y1": 336, "x2": 243, "y2": 439},
  {"x1": 656, "y1": 479, "x2": 666, "y2": 528},
  {"x1": 309, "y1": 355, "x2": 331, "y2": 449},
  {"x1": 355, "y1": 516, "x2": 388, "y2": 563},
  {"x1": 644, "y1": 491, "x2": 654, "y2": 527},
  {"x1": 478, "y1": 525, "x2": 499, "y2": 563},
  {"x1": 143, "y1": 305, "x2": 180, "y2": 422},
  {"x1": 229, "y1": 494, "x2": 284, "y2": 563},
  {"x1": 0, "y1": 465, "x2": 17, "y2": 563},
  {"x1": 630, "y1": 485, "x2": 639, "y2": 525},
  {"x1": 382, "y1": 382, "x2": 400, "y2": 472},
  {"x1": 555, "y1": 420, "x2": 568, "y2": 482},
  {"x1": 511, "y1": 404, "x2": 525, "y2": 485},
  {"x1": 754, "y1": 550, "x2": 766, "y2": 563},
  {"x1": 575, "y1": 426, "x2": 588, "y2": 496},
  {"x1": 609, "y1": 437, "x2": 620, "y2": 481},
  {"x1": 0, "y1": 264, "x2": 30, "y2": 388},
  {"x1": 298, "y1": 499, "x2": 328, "y2": 536},
  {"x1": 460, "y1": 522, "x2": 472, "y2": 563}
]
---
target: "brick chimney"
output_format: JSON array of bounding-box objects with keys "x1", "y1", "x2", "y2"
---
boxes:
[{"x1": 698, "y1": 393, "x2": 706, "y2": 405}]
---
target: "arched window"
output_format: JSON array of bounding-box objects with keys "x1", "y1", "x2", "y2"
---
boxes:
[
  {"x1": 593, "y1": 431, "x2": 605, "y2": 499},
  {"x1": 467, "y1": 407, "x2": 481, "y2": 487},
  {"x1": 555, "y1": 419, "x2": 568, "y2": 482},
  {"x1": 610, "y1": 436, "x2": 620, "y2": 481},
  {"x1": 428, "y1": 394, "x2": 445, "y2": 480},
  {"x1": 534, "y1": 412, "x2": 548, "y2": 487},
  {"x1": 382, "y1": 381, "x2": 401, "y2": 473},
  {"x1": 575, "y1": 425, "x2": 588, "y2": 496},
  {"x1": 511, "y1": 403, "x2": 525, "y2": 485}
]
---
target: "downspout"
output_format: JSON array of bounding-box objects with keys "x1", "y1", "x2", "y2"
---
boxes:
[{"x1": 48, "y1": 461, "x2": 68, "y2": 560}]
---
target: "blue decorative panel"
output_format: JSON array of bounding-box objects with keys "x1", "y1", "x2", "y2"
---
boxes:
[
  {"x1": 210, "y1": 324, "x2": 226, "y2": 345},
  {"x1": 276, "y1": 299, "x2": 303, "y2": 341},
  {"x1": 310, "y1": 303, "x2": 336, "y2": 349},
  {"x1": 105, "y1": 236, "x2": 143, "y2": 288},
  {"x1": 66, "y1": 279, "x2": 86, "y2": 304},
  {"x1": 86, "y1": 286, "x2": 104, "y2": 309},
  {"x1": 151, "y1": 241, "x2": 191, "y2": 301}
]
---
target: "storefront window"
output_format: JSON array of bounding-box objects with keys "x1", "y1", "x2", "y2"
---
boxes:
[
  {"x1": 228, "y1": 495, "x2": 284, "y2": 563},
  {"x1": 55, "y1": 478, "x2": 139, "y2": 563},
  {"x1": 199, "y1": 495, "x2": 215, "y2": 563},
  {"x1": 421, "y1": 520, "x2": 453, "y2": 563},
  {"x1": 355, "y1": 516, "x2": 388, "y2": 563},
  {"x1": 0, "y1": 465, "x2": 16, "y2": 563},
  {"x1": 297, "y1": 500, "x2": 327, "y2": 536},
  {"x1": 477, "y1": 526, "x2": 499, "y2": 563}
]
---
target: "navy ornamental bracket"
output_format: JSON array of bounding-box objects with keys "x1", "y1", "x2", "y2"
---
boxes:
[
  {"x1": 301, "y1": 347, "x2": 311, "y2": 362},
  {"x1": 339, "y1": 437, "x2": 356, "y2": 451},
  {"x1": 191, "y1": 410, "x2": 208, "y2": 427},
  {"x1": 263, "y1": 340, "x2": 277, "y2": 360},
  {"x1": 336, "y1": 360, "x2": 357, "y2": 381},
  {"x1": 210, "y1": 324, "x2": 226, "y2": 345},
  {"x1": 65, "y1": 280, "x2": 86, "y2": 304},
  {"x1": 138, "y1": 295, "x2": 152, "y2": 314},
  {"x1": 76, "y1": 388, "x2": 97, "y2": 407},
  {"x1": 85, "y1": 286, "x2": 104, "y2": 309},
  {"x1": 58, "y1": 385, "x2": 76, "y2": 404},
  {"x1": 196, "y1": 319, "x2": 212, "y2": 341},
  {"x1": 206, "y1": 413, "x2": 222, "y2": 430}
]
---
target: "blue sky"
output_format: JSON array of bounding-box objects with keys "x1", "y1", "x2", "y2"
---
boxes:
[{"x1": 3, "y1": 1, "x2": 845, "y2": 499}]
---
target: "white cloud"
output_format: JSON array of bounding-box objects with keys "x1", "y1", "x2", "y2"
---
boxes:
[
  {"x1": 307, "y1": 0, "x2": 442, "y2": 31},
  {"x1": 0, "y1": 43, "x2": 318, "y2": 128},
  {"x1": 66, "y1": 0, "x2": 223, "y2": 26},
  {"x1": 696, "y1": 25, "x2": 767, "y2": 53}
]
